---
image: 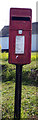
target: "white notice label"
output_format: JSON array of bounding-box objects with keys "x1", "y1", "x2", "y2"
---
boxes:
[{"x1": 15, "y1": 36, "x2": 25, "y2": 54}]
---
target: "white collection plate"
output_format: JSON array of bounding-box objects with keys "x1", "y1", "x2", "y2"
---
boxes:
[{"x1": 15, "y1": 36, "x2": 25, "y2": 54}]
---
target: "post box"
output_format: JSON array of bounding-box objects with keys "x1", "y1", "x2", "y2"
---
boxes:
[{"x1": 9, "y1": 8, "x2": 32, "y2": 65}]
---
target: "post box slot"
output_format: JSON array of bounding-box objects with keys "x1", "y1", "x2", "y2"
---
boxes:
[
  {"x1": 11, "y1": 17, "x2": 30, "y2": 21},
  {"x1": 10, "y1": 16, "x2": 31, "y2": 30}
]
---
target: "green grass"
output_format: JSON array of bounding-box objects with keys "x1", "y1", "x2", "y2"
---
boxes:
[
  {"x1": 2, "y1": 81, "x2": 37, "y2": 119},
  {"x1": 0, "y1": 52, "x2": 38, "y2": 119}
]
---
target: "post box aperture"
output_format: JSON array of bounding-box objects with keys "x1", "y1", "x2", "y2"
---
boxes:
[{"x1": 9, "y1": 8, "x2": 32, "y2": 65}]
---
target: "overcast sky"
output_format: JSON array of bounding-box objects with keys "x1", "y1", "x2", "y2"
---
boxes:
[{"x1": 0, "y1": 0, "x2": 37, "y2": 30}]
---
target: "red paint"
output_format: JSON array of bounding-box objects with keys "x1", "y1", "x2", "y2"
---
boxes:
[{"x1": 8, "y1": 8, "x2": 32, "y2": 65}]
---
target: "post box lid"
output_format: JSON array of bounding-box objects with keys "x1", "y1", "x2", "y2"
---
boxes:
[{"x1": 10, "y1": 8, "x2": 32, "y2": 18}]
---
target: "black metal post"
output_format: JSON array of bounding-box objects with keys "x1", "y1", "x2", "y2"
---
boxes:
[{"x1": 14, "y1": 64, "x2": 22, "y2": 119}]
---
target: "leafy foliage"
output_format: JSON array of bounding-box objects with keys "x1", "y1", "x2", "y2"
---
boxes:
[{"x1": 0, "y1": 52, "x2": 38, "y2": 119}]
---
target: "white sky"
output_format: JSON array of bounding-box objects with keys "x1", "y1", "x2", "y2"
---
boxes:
[{"x1": 0, "y1": 0, "x2": 37, "y2": 30}]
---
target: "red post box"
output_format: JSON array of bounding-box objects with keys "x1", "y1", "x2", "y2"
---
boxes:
[{"x1": 9, "y1": 8, "x2": 32, "y2": 65}]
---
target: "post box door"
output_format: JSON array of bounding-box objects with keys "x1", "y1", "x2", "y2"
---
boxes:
[{"x1": 9, "y1": 29, "x2": 31, "y2": 65}]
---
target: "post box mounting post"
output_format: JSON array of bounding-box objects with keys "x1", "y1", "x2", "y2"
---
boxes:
[{"x1": 14, "y1": 64, "x2": 22, "y2": 119}]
